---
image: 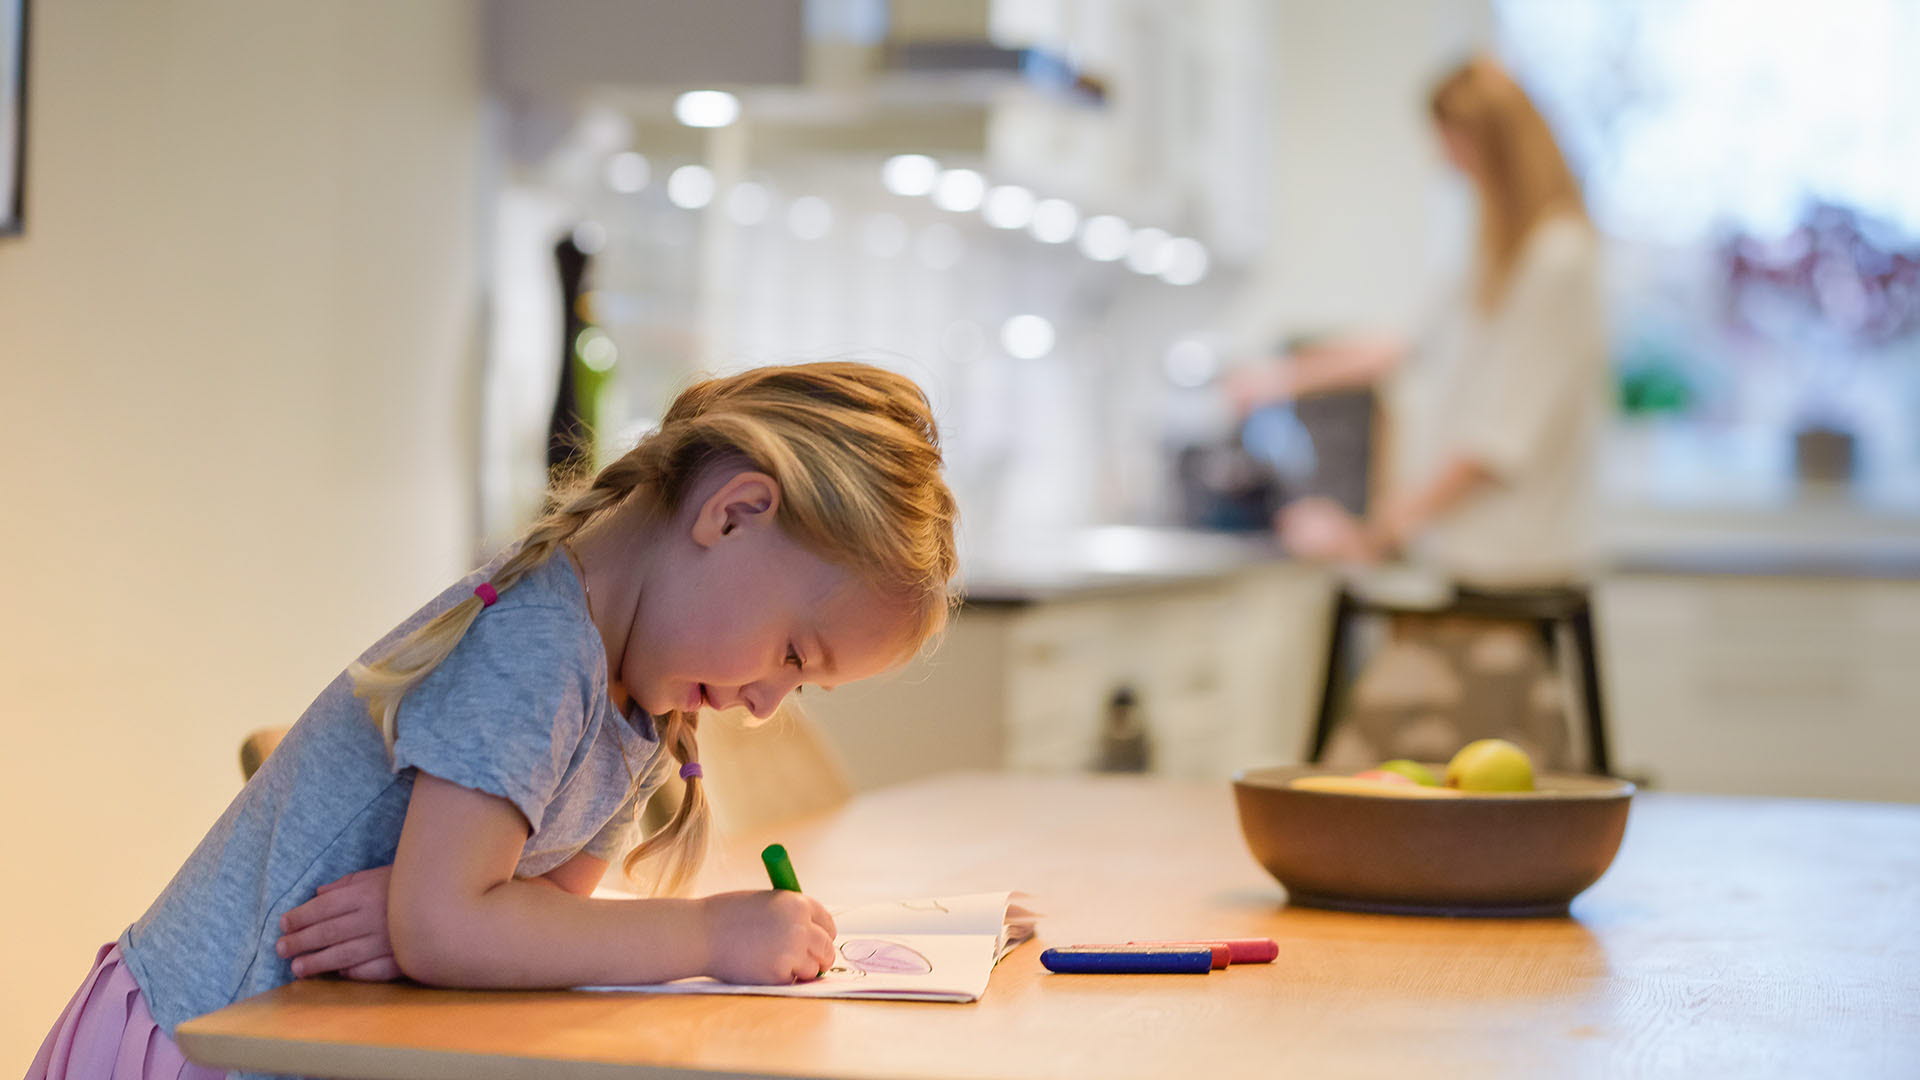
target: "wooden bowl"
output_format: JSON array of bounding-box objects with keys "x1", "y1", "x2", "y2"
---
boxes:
[{"x1": 1233, "y1": 764, "x2": 1635, "y2": 917}]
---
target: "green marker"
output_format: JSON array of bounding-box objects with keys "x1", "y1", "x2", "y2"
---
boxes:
[{"x1": 761, "y1": 843, "x2": 802, "y2": 892}]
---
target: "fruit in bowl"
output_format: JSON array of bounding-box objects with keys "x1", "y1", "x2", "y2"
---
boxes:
[
  {"x1": 1234, "y1": 760, "x2": 1636, "y2": 916},
  {"x1": 1288, "y1": 741, "x2": 1540, "y2": 798},
  {"x1": 1291, "y1": 774, "x2": 1464, "y2": 798},
  {"x1": 1444, "y1": 738, "x2": 1534, "y2": 792},
  {"x1": 1377, "y1": 759, "x2": 1440, "y2": 786}
]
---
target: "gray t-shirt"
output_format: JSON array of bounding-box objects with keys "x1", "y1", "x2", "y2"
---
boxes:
[{"x1": 119, "y1": 550, "x2": 667, "y2": 1037}]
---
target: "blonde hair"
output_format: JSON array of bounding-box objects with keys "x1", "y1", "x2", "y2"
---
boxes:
[
  {"x1": 351, "y1": 361, "x2": 959, "y2": 894},
  {"x1": 1429, "y1": 55, "x2": 1588, "y2": 312}
]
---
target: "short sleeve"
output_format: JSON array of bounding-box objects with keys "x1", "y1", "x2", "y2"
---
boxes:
[
  {"x1": 1452, "y1": 223, "x2": 1605, "y2": 479},
  {"x1": 389, "y1": 605, "x2": 595, "y2": 834},
  {"x1": 580, "y1": 788, "x2": 645, "y2": 862}
]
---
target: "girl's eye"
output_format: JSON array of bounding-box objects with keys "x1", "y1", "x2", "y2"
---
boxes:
[{"x1": 786, "y1": 646, "x2": 804, "y2": 670}]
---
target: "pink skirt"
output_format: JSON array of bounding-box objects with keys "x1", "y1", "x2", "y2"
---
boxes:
[{"x1": 27, "y1": 942, "x2": 228, "y2": 1080}]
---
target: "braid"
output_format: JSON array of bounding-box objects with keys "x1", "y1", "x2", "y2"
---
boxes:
[
  {"x1": 494, "y1": 455, "x2": 652, "y2": 592},
  {"x1": 621, "y1": 709, "x2": 709, "y2": 895},
  {"x1": 349, "y1": 454, "x2": 654, "y2": 753}
]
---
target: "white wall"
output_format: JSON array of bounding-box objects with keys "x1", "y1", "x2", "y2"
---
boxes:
[
  {"x1": 0, "y1": 1, "x2": 482, "y2": 1063},
  {"x1": 1228, "y1": 0, "x2": 1492, "y2": 348}
]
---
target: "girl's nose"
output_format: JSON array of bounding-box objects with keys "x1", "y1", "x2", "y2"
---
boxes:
[{"x1": 744, "y1": 671, "x2": 804, "y2": 719}]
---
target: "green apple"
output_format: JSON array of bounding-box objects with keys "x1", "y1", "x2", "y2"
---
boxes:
[
  {"x1": 1376, "y1": 759, "x2": 1440, "y2": 786},
  {"x1": 1444, "y1": 739, "x2": 1535, "y2": 792}
]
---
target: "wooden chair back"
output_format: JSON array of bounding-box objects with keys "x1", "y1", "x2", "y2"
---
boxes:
[{"x1": 239, "y1": 725, "x2": 292, "y2": 781}]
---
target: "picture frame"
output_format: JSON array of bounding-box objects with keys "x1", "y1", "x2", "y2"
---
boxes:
[{"x1": 1, "y1": 0, "x2": 26, "y2": 237}]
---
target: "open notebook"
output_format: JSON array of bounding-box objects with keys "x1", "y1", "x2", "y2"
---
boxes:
[{"x1": 579, "y1": 891, "x2": 1036, "y2": 1003}]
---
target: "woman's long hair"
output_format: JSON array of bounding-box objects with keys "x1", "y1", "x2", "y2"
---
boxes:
[
  {"x1": 1429, "y1": 56, "x2": 1588, "y2": 312},
  {"x1": 350, "y1": 361, "x2": 959, "y2": 894}
]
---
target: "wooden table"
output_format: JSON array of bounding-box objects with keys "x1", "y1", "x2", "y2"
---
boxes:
[{"x1": 177, "y1": 772, "x2": 1920, "y2": 1079}]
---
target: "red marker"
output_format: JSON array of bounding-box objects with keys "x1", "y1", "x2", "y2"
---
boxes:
[{"x1": 1128, "y1": 938, "x2": 1278, "y2": 965}]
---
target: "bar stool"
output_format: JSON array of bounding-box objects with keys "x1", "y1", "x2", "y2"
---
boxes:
[
  {"x1": 1305, "y1": 583, "x2": 1613, "y2": 776},
  {"x1": 239, "y1": 725, "x2": 291, "y2": 781}
]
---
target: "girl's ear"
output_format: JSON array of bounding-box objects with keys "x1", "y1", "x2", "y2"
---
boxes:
[{"x1": 689, "y1": 470, "x2": 782, "y2": 547}]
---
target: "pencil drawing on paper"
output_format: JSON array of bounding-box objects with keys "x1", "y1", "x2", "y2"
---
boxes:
[
  {"x1": 829, "y1": 898, "x2": 952, "y2": 919},
  {"x1": 837, "y1": 939, "x2": 933, "y2": 976}
]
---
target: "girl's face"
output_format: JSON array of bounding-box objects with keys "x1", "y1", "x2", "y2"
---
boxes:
[{"x1": 619, "y1": 472, "x2": 924, "y2": 721}]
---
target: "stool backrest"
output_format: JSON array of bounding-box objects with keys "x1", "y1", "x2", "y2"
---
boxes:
[{"x1": 239, "y1": 725, "x2": 292, "y2": 781}]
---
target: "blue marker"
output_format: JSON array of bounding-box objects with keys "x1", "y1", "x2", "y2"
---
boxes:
[{"x1": 1040, "y1": 945, "x2": 1215, "y2": 974}]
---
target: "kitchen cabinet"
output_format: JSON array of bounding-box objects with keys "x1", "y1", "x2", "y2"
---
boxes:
[{"x1": 1596, "y1": 573, "x2": 1920, "y2": 803}]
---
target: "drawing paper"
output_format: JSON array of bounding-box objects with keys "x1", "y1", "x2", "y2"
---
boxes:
[{"x1": 577, "y1": 891, "x2": 1035, "y2": 1003}]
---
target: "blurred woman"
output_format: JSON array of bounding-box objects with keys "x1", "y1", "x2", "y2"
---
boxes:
[
  {"x1": 1245, "y1": 54, "x2": 1606, "y2": 586},
  {"x1": 1238, "y1": 55, "x2": 1609, "y2": 771}
]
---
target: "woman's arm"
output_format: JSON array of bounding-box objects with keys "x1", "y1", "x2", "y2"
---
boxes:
[
  {"x1": 1276, "y1": 455, "x2": 1497, "y2": 565},
  {"x1": 389, "y1": 771, "x2": 835, "y2": 988},
  {"x1": 1365, "y1": 454, "x2": 1497, "y2": 557},
  {"x1": 1228, "y1": 335, "x2": 1407, "y2": 413},
  {"x1": 1283, "y1": 335, "x2": 1407, "y2": 399}
]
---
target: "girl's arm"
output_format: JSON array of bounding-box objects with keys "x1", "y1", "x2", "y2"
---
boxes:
[
  {"x1": 538, "y1": 851, "x2": 610, "y2": 897},
  {"x1": 278, "y1": 867, "x2": 401, "y2": 981},
  {"x1": 389, "y1": 771, "x2": 836, "y2": 988},
  {"x1": 279, "y1": 851, "x2": 608, "y2": 979}
]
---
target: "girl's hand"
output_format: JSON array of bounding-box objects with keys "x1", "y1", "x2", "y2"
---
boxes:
[
  {"x1": 277, "y1": 865, "x2": 402, "y2": 981},
  {"x1": 699, "y1": 889, "x2": 838, "y2": 984}
]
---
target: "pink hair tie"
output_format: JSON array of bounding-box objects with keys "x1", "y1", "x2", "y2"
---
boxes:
[
  {"x1": 474, "y1": 583, "x2": 499, "y2": 607},
  {"x1": 679, "y1": 762, "x2": 703, "y2": 781}
]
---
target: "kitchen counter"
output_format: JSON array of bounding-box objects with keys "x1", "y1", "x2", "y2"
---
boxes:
[
  {"x1": 958, "y1": 525, "x2": 1293, "y2": 606},
  {"x1": 952, "y1": 499, "x2": 1920, "y2": 610},
  {"x1": 1601, "y1": 498, "x2": 1920, "y2": 579}
]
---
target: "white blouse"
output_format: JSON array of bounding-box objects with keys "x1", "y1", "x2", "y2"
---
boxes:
[{"x1": 1391, "y1": 215, "x2": 1608, "y2": 586}]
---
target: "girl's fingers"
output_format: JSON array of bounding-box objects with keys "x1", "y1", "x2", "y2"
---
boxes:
[
  {"x1": 288, "y1": 935, "x2": 388, "y2": 979},
  {"x1": 807, "y1": 902, "x2": 837, "y2": 940},
  {"x1": 342, "y1": 955, "x2": 402, "y2": 982},
  {"x1": 277, "y1": 911, "x2": 370, "y2": 959},
  {"x1": 316, "y1": 866, "x2": 385, "y2": 894},
  {"x1": 314, "y1": 872, "x2": 356, "y2": 894},
  {"x1": 279, "y1": 889, "x2": 358, "y2": 934}
]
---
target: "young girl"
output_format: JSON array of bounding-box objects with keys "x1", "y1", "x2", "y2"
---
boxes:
[{"x1": 30, "y1": 361, "x2": 960, "y2": 1080}]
